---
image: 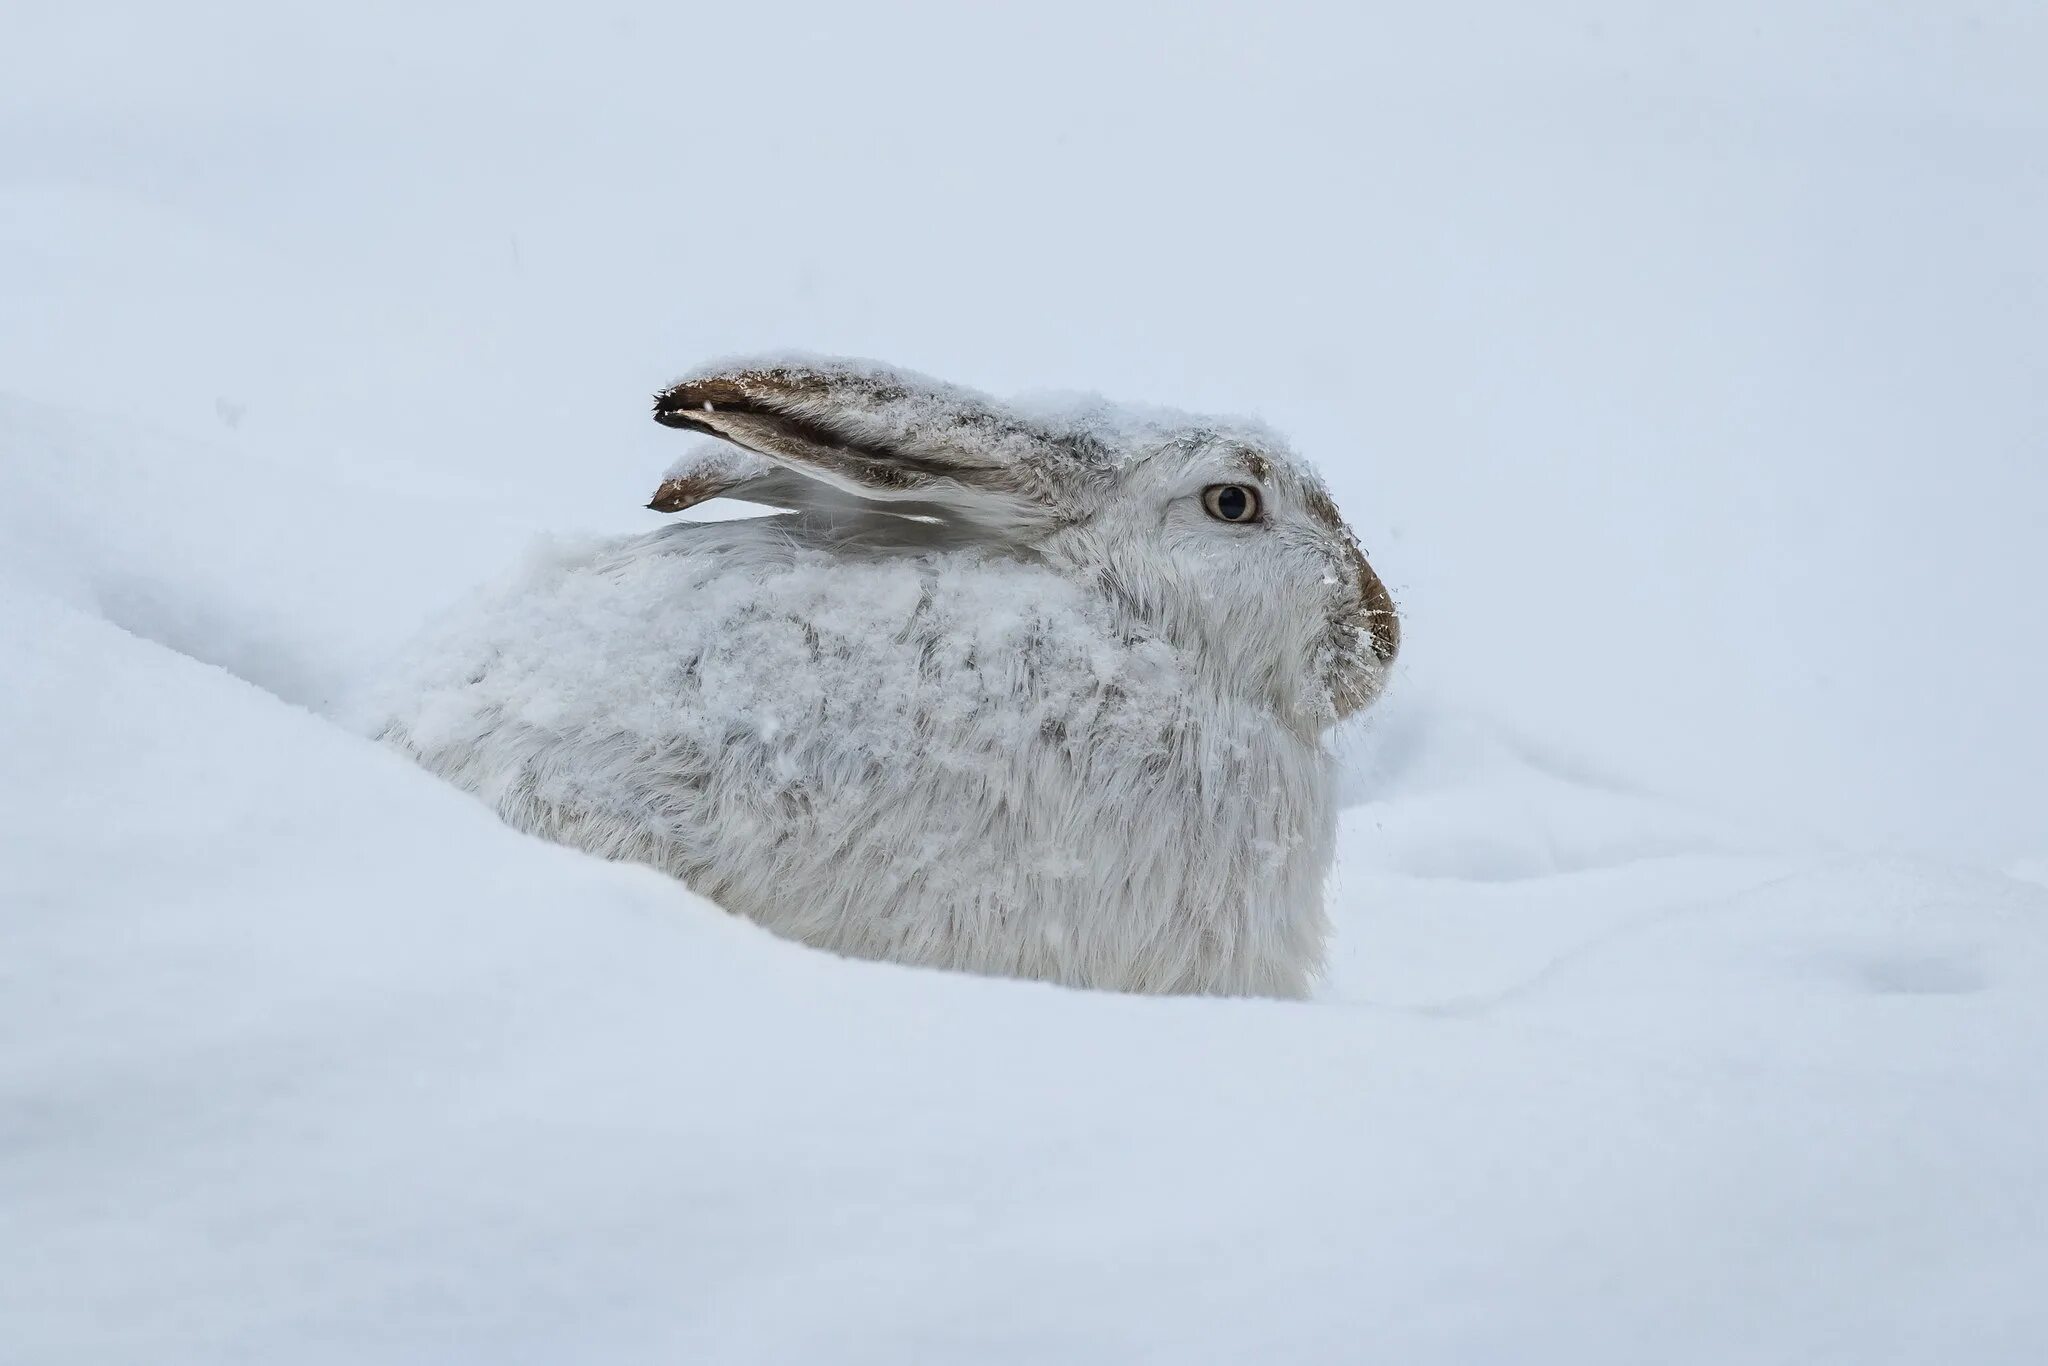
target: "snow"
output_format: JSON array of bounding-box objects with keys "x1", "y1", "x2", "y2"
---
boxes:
[{"x1": 5, "y1": 3, "x2": 2048, "y2": 1362}]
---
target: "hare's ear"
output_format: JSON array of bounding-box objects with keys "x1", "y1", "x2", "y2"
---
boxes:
[
  {"x1": 647, "y1": 440, "x2": 848, "y2": 513},
  {"x1": 652, "y1": 356, "x2": 1071, "y2": 531}
]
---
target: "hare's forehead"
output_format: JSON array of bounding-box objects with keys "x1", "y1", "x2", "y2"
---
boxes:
[
  {"x1": 1027, "y1": 401, "x2": 1344, "y2": 522},
  {"x1": 1116, "y1": 430, "x2": 1329, "y2": 497},
  {"x1": 1026, "y1": 397, "x2": 1281, "y2": 462}
]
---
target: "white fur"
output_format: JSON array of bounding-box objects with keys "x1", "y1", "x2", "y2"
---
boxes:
[{"x1": 367, "y1": 356, "x2": 1397, "y2": 997}]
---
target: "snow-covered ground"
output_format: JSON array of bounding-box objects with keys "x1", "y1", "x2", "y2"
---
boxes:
[{"x1": 5, "y1": 5, "x2": 2046, "y2": 1362}]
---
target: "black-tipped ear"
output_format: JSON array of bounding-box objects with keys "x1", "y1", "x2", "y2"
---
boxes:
[{"x1": 651, "y1": 356, "x2": 1065, "y2": 530}]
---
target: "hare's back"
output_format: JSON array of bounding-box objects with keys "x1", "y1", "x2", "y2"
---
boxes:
[{"x1": 385, "y1": 520, "x2": 1134, "y2": 777}]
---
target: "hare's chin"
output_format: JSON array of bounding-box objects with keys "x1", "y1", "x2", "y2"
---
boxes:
[
  {"x1": 1328, "y1": 669, "x2": 1388, "y2": 722},
  {"x1": 1322, "y1": 628, "x2": 1392, "y2": 721}
]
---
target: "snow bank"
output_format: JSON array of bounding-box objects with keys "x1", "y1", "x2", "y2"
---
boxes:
[{"x1": 5, "y1": 402, "x2": 2046, "y2": 1363}]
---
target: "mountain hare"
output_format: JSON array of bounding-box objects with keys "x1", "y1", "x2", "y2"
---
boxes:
[{"x1": 375, "y1": 356, "x2": 1398, "y2": 996}]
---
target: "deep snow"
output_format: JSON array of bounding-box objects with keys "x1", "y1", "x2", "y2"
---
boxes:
[{"x1": 4, "y1": 3, "x2": 2047, "y2": 1362}]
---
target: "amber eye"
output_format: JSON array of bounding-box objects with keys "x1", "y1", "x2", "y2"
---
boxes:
[{"x1": 1202, "y1": 484, "x2": 1262, "y2": 524}]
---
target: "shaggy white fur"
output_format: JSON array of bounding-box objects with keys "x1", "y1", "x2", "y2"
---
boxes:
[{"x1": 368, "y1": 356, "x2": 1398, "y2": 996}]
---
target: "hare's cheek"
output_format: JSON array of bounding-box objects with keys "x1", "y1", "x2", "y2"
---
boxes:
[{"x1": 1324, "y1": 631, "x2": 1391, "y2": 720}]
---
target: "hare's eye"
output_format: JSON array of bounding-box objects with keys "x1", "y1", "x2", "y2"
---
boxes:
[{"x1": 1202, "y1": 484, "x2": 1262, "y2": 524}]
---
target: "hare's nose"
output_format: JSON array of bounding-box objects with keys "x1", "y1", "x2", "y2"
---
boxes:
[{"x1": 1352, "y1": 545, "x2": 1400, "y2": 663}]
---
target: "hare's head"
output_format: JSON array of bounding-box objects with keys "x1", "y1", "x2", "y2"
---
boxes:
[{"x1": 651, "y1": 355, "x2": 1399, "y2": 731}]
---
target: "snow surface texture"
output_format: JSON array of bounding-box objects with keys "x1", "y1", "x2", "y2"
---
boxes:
[{"x1": 5, "y1": 3, "x2": 2047, "y2": 1363}]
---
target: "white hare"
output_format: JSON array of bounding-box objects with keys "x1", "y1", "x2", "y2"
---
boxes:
[{"x1": 373, "y1": 355, "x2": 1398, "y2": 997}]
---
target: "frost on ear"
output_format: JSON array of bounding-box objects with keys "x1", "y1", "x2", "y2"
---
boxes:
[
  {"x1": 650, "y1": 355, "x2": 1067, "y2": 508},
  {"x1": 646, "y1": 440, "x2": 783, "y2": 513},
  {"x1": 647, "y1": 355, "x2": 1096, "y2": 537}
]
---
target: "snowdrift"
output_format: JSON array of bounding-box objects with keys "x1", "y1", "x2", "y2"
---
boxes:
[{"x1": 5, "y1": 400, "x2": 2045, "y2": 1363}]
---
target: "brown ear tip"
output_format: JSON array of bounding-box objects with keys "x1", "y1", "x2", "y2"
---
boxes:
[
  {"x1": 652, "y1": 379, "x2": 695, "y2": 421},
  {"x1": 657, "y1": 373, "x2": 750, "y2": 402},
  {"x1": 646, "y1": 479, "x2": 696, "y2": 513}
]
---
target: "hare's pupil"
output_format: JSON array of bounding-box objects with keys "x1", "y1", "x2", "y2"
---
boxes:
[{"x1": 1217, "y1": 486, "x2": 1248, "y2": 520}]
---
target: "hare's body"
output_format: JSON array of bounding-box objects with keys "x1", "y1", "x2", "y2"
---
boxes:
[
  {"x1": 374, "y1": 354, "x2": 1397, "y2": 997},
  {"x1": 383, "y1": 517, "x2": 1335, "y2": 994}
]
